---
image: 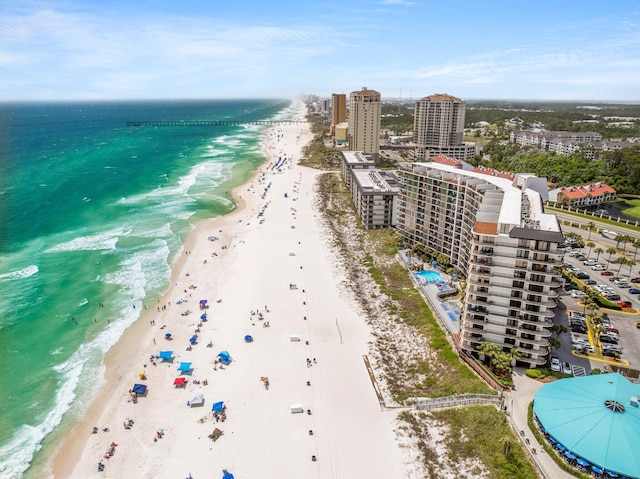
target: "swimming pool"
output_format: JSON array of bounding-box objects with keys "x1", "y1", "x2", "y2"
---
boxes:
[{"x1": 415, "y1": 270, "x2": 444, "y2": 284}]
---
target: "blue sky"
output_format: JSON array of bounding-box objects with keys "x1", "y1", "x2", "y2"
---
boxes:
[{"x1": 1, "y1": 0, "x2": 639, "y2": 101}]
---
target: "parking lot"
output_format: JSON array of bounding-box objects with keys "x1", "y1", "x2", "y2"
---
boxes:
[{"x1": 556, "y1": 248, "x2": 640, "y2": 373}]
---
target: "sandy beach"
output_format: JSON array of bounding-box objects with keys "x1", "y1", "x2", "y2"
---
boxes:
[{"x1": 50, "y1": 103, "x2": 408, "y2": 479}]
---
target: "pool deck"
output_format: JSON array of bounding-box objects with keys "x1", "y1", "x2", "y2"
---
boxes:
[{"x1": 399, "y1": 250, "x2": 460, "y2": 336}]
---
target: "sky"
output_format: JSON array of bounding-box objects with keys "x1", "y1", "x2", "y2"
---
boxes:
[{"x1": 1, "y1": 0, "x2": 640, "y2": 102}]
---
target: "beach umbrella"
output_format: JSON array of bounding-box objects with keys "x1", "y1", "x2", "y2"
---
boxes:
[
  {"x1": 564, "y1": 451, "x2": 576, "y2": 460},
  {"x1": 576, "y1": 458, "x2": 590, "y2": 467},
  {"x1": 173, "y1": 377, "x2": 186, "y2": 387},
  {"x1": 217, "y1": 351, "x2": 231, "y2": 364},
  {"x1": 200, "y1": 314, "x2": 207, "y2": 320},
  {"x1": 222, "y1": 471, "x2": 234, "y2": 479},
  {"x1": 605, "y1": 472, "x2": 619, "y2": 478},
  {"x1": 592, "y1": 465, "x2": 604, "y2": 474},
  {"x1": 244, "y1": 335, "x2": 253, "y2": 343},
  {"x1": 165, "y1": 333, "x2": 172, "y2": 340},
  {"x1": 199, "y1": 299, "x2": 207, "y2": 305},
  {"x1": 189, "y1": 336, "x2": 198, "y2": 344},
  {"x1": 212, "y1": 401, "x2": 225, "y2": 413}
]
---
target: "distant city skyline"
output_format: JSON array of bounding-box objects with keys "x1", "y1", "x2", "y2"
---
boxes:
[{"x1": 1, "y1": 0, "x2": 639, "y2": 102}]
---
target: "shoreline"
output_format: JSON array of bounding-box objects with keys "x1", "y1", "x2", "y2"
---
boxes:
[
  {"x1": 47, "y1": 102, "x2": 408, "y2": 478},
  {"x1": 46, "y1": 106, "x2": 297, "y2": 477}
]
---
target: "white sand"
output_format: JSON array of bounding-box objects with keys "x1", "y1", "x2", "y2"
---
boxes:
[{"x1": 51, "y1": 102, "x2": 408, "y2": 479}]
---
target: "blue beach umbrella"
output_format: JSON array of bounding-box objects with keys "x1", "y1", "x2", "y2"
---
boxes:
[{"x1": 576, "y1": 458, "x2": 589, "y2": 467}]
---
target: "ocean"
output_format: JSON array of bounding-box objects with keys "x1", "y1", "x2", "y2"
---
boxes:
[{"x1": 0, "y1": 98, "x2": 294, "y2": 478}]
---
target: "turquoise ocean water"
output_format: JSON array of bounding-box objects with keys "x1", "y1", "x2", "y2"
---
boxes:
[{"x1": 0, "y1": 99, "x2": 293, "y2": 478}]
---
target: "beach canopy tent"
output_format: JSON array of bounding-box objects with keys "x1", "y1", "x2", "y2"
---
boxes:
[
  {"x1": 217, "y1": 351, "x2": 232, "y2": 364},
  {"x1": 173, "y1": 377, "x2": 187, "y2": 387},
  {"x1": 290, "y1": 404, "x2": 304, "y2": 414},
  {"x1": 177, "y1": 362, "x2": 193, "y2": 374},
  {"x1": 200, "y1": 299, "x2": 207, "y2": 305},
  {"x1": 212, "y1": 401, "x2": 225, "y2": 413},
  {"x1": 165, "y1": 333, "x2": 172, "y2": 340},
  {"x1": 187, "y1": 394, "x2": 204, "y2": 407},
  {"x1": 200, "y1": 314, "x2": 207, "y2": 321},
  {"x1": 576, "y1": 458, "x2": 589, "y2": 467},
  {"x1": 189, "y1": 336, "x2": 198, "y2": 344},
  {"x1": 158, "y1": 351, "x2": 174, "y2": 361},
  {"x1": 132, "y1": 384, "x2": 147, "y2": 395},
  {"x1": 244, "y1": 335, "x2": 253, "y2": 343},
  {"x1": 222, "y1": 471, "x2": 234, "y2": 479}
]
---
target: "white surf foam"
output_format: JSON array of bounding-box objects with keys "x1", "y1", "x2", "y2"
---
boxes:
[
  {"x1": 0, "y1": 265, "x2": 39, "y2": 282},
  {"x1": 45, "y1": 227, "x2": 129, "y2": 253}
]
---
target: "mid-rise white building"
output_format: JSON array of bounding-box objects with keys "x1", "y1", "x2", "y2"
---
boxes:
[{"x1": 396, "y1": 162, "x2": 564, "y2": 367}]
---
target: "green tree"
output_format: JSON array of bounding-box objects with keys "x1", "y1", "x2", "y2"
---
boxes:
[
  {"x1": 586, "y1": 241, "x2": 595, "y2": 259},
  {"x1": 617, "y1": 257, "x2": 628, "y2": 275},
  {"x1": 606, "y1": 247, "x2": 618, "y2": 268},
  {"x1": 626, "y1": 259, "x2": 637, "y2": 278},
  {"x1": 594, "y1": 247, "x2": 604, "y2": 263},
  {"x1": 586, "y1": 221, "x2": 595, "y2": 241}
]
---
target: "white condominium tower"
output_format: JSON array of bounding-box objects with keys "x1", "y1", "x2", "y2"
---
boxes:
[
  {"x1": 348, "y1": 87, "x2": 381, "y2": 160},
  {"x1": 414, "y1": 94, "x2": 475, "y2": 161},
  {"x1": 396, "y1": 162, "x2": 564, "y2": 368}
]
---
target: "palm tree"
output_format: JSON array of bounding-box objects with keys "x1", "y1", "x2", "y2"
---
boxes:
[
  {"x1": 586, "y1": 241, "x2": 595, "y2": 259},
  {"x1": 615, "y1": 234, "x2": 624, "y2": 249},
  {"x1": 586, "y1": 221, "x2": 595, "y2": 241},
  {"x1": 633, "y1": 239, "x2": 640, "y2": 261},
  {"x1": 617, "y1": 257, "x2": 628, "y2": 275},
  {"x1": 606, "y1": 247, "x2": 618, "y2": 268},
  {"x1": 594, "y1": 247, "x2": 604, "y2": 263},
  {"x1": 509, "y1": 347, "x2": 522, "y2": 367},
  {"x1": 477, "y1": 341, "x2": 501, "y2": 365},
  {"x1": 627, "y1": 259, "x2": 637, "y2": 278}
]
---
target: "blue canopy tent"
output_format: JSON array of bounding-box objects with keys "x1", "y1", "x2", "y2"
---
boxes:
[
  {"x1": 217, "y1": 351, "x2": 232, "y2": 365},
  {"x1": 158, "y1": 351, "x2": 174, "y2": 362},
  {"x1": 132, "y1": 384, "x2": 147, "y2": 395},
  {"x1": 165, "y1": 333, "x2": 172, "y2": 340},
  {"x1": 212, "y1": 401, "x2": 225, "y2": 413},
  {"x1": 200, "y1": 314, "x2": 207, "y2": 321},
  {"x1": 177, "y1": 362, "x2": 193, "y2": 374},
  {"x1": 576, "y1": 458, "x2": 590, "y2": 467},
  {"x1": 222, "y1": 471, "x2": 234, "y2": 479},
  {"x1": 244, "y1": 335, "x2": 253, "y2": 343},
  {"x1": 189, "y1": 335, "x2": 198, "y2": 344}
]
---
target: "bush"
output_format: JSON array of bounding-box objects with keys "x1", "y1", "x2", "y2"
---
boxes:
[
  {"x1": 594, "y1": 295, "x2": 622, "y2": 310},
  {"x1": 525, "y1": 369, "x2": 545, "y2": 379}
]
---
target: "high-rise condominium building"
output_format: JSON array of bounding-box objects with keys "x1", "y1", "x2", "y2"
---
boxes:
[
  {"x1": 396, "y1": 162, "x2": 564, "y2": 368},
  {"x1": 331, "y1": 93, "x2": 347, "y2": 134},
  {"x1": 414, "y1": 94, "x2": 476, "y2": 161},
  {"x1": 348, "y1": 87, "x2": 381, "y2": 160}
]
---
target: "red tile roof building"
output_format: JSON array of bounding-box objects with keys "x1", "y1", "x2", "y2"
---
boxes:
[{"x1": 549, "y1": 182, "x2": 616, "y2": 206}]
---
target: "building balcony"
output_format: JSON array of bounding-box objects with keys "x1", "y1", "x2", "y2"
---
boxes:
[{"x1": 518, "y1": 336, "x2": 550, "y2": 348}]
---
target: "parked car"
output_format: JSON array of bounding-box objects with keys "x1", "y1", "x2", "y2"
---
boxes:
[
  {"x1": 576, "y1": 272, "x2": 590, "y2": 280},
  {"x1": 618, "y1": 301, "x2": 632, "y2": 308},
  {"x1": 562, "y1": 361, "x2": 572, "y2": 375},
  {"x1": 550, "y1": 357, "x2": 561, "y2": 372},
  {"x1": 571, "y1": 325, "x2": 587, "y2": 334},
  {"x1": 606, "y1": 327, "x2": 620, "y2": 335},
  {"x1": 583, "y1": 260, "x2": 597, "y2": 266},
  {"x1": 609, "y1": 276, "x2": 621, "y2": 282},
  {"x1": 576, "y1": 255, "x2": 587, "y2": 262},
  {"x1": 603, "y1": 349, "x2": 621, "y2": 358},
  {"x1": 600, "y1": 334, "x2": 619, "y2": 344},
  {"x1": 628, "y1": 288, "x2": 640, "y2": 294},
  {"x1": 578, "y1": 344, "x2": 596, "y2": 354},
  {"x1": 571, "y1": 290, "x2": 586, "y2": 298},
  {"x1": 618, "y1": 282, "x2": 631, "y2": 289},
  {"x1": 591, "y1": 264, "x2": 606, "y2": 271},
  {"x1": 606, "y1": 294, "x2": 621, "y2": 301},
  {"x1": 601, "y1": 271, "x2": 614, "y2": 276},
  {"x1": 584, "y1": 279, "x2": 597, "y2": 285},
  {"x1": 565, "y1": 284, "x2": 579, "y2": 292},
  {"x1": 630, "y1": 277, "x2": 640, "y2": 283}
]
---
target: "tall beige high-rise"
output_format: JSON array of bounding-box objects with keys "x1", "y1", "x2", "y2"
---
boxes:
[
  {"x1": 331, "y1": 93, "x2": 346, "y2": 134},
  {"x1": 414, "y1": 94, "x2": 474, "y2": 160},
  {"x1": 348, "y1": 87, "x2": 381, "y2": 159}
]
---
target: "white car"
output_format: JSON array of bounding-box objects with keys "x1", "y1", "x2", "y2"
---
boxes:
[
  {"x1": 591, "y1": 264, "x2": 606, "y2": 271},
  {"x1": 583, "y1": 260, "x2": 597, "y2": 266},
  {"x1": 570, "y1": 290, "x2": 585, "y2": 298},
  {"x1": 562, "y1": 361, "x2": 572, "y2": 375},
  {"x1": 550, "y1": 357, "x2": 561, "y2": 372}
]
